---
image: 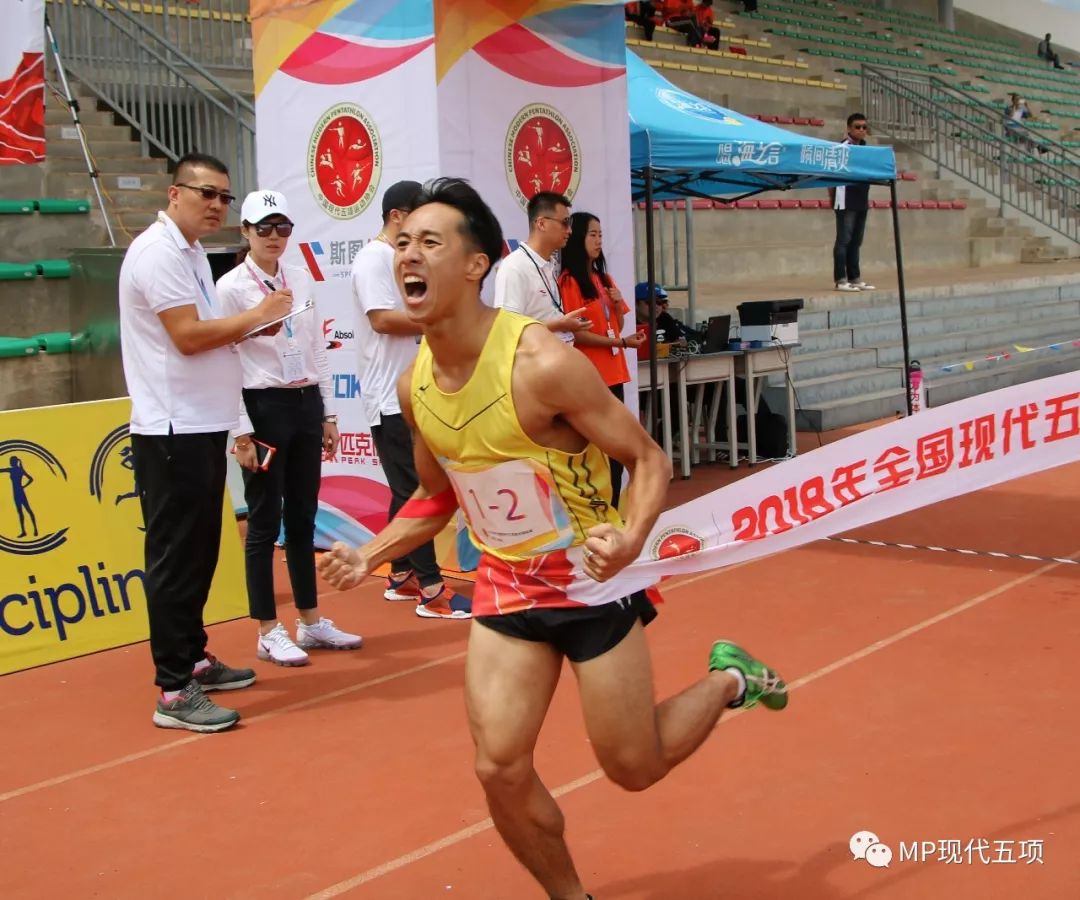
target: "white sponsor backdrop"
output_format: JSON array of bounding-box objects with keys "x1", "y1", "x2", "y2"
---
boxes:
[
  {"x1": 435, "y1": 10, "x2": 636, "y2": 336},
  {"x1": 253, "y1": 7, "x2": 440, "y2": 547},
  {"x1": 252, "y1": 1, "x2": 636, "y2": 551}
]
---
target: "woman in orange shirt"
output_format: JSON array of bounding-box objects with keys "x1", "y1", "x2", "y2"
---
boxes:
[
  {"x1": 559, "y1": 212, "x2": 645, "y2": 508},
  {"x1": 695, "y1": 0, "x2": 721, "y2": 46}
]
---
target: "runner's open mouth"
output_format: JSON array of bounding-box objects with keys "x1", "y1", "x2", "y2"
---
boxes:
[{"x1": 403, "y1": 275, "x2": 427, "y2": 298}]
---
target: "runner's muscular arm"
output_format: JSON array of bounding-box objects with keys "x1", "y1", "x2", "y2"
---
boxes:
[
  {"x1": 317, "y1": 364, "x2": 457, "y2": 590},
  {"x1": 518, "y1": 330, "x2": 671, "y2": 581}
]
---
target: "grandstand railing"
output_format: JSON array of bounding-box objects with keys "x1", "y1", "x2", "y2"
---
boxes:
[
  {"x1": 50, "y1": 0, "x2": 256, "y2": 197},
  {"x1": 862, "y1": 64, "x2": 1080, "y2": 244},
  {"x1": 108, "y1": 0, "x2": 252, "y2": 72}
]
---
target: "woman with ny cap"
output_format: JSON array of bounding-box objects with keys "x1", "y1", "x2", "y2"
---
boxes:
[{"x1": 217, "y1": 190, "x2": 362, "y2": 666}]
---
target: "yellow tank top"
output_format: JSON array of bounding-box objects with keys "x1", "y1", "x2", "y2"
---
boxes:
[{"x1": 411, "y1": 309, "x2": 621, "y2": 563}]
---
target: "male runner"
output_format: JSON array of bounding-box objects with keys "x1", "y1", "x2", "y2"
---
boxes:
[{"x1": 318, "y1": 178, "x2": 788, "y2": 899}]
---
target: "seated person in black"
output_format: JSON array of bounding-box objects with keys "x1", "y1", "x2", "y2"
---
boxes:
[{"x1": 634, "y1": 282, "x2": 692, "y2": 346}]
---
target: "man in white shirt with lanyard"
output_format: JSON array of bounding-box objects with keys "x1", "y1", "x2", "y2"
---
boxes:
[
  {"x1": 351, "y1": 180, "x2": 472, "y2": 619},
  {"x1": 493, "y1": 192, "x2": 592, "y2": 342},
  {"x1": 119, "y1": 152, "x2": 292, "y2": 733}
]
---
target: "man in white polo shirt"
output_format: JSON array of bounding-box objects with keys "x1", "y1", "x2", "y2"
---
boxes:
[
  {"x1": 351, "y1": 180, "x2": 472, "y2": 620},
  {"x1": 119, "y1": 152, "x2": 292, "y2": 733},
  {"x1": 493, "y1": 191, "x2": 591, "y2": 343}
]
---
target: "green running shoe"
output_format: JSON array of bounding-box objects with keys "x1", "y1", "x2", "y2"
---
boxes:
[{"x1": 709, "y1": 641, "x2": 788, "y2": 711}]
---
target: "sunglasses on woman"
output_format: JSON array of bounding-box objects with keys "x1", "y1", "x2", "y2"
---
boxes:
[{"x1": 250, "y1": 222, "x2": 294, "y2": 238}]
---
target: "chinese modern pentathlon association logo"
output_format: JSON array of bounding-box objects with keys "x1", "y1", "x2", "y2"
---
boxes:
[
  {"x1": 505, "y1": 103, "x2": 581, "y2": 209},
  {"x1": 650, "y1": 526, "x2": 705, "y2": 561},
  {"x1": 307, "y1": 102, "x2": 382, "y2": 220}
]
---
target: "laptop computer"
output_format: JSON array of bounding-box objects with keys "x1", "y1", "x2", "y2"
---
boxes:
[{"x1": 703, "y1": 315, "x2": 732, "y2": 353}]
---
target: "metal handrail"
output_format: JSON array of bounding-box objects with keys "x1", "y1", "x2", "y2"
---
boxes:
[
  {"x1": 862, "y1": 64, "x2": 1080, "y2": 244},
  {"x1": 50, "y1": 0, "x2": 256, "y2": 197},
  {"x1": 103, "y1": 0, "x2": 252, "y2": 72}
]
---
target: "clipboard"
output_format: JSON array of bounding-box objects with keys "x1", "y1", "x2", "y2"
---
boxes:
[{"x1": 243, "y1": 300, "x2": 314, "y2": 339}]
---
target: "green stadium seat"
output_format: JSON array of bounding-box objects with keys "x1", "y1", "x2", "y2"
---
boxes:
[
  {"x1": 0, "y1": 262, "x2": 36, "y2": 281},
  {"x1": 33, "y1": 259, "x2": 72, "y2": 279},
  {"x1": 32, "y1": 332, "x2": 73, "y2": 354},
  {"x1": 34, "y1": 199, "x2": 90, "y2": 214},
  {"x1": 0, "y1": 200, "x2": 34, "y2": 214},
  {"x1": 0, "y1": 337, "x2": 40, "y2": 358}
]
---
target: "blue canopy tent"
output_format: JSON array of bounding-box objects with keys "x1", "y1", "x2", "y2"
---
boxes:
[{"x1": 624, "y1": 52, "x2": 915, "y2": 422}]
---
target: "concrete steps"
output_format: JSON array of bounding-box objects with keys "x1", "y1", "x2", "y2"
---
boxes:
[{"x1": 761, "y1": 276, "x2": 1080, "y2": 429}]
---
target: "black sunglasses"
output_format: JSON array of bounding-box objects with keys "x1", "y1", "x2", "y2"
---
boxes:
[
  {"x1": 249, "y1": 222, "x2": 294, "y2": 238},
  {"x1": 176, "y1": 183, "x2": 237, "y2": 206}
]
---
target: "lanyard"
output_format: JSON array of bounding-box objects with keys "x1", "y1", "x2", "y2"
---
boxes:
[
  {"x1": 521, "y1": 246, "x2": 562, "y2": 313},
  {"x1": 193, "y1": 268, "x2": 213, "y2": 311},
  {"x1": 158, "y1": 212, "x2": 214, "y2": 312},
  {"x1": 592, "y1": 273, "x2": 618, "y2": 330},
  {"x1": 245, "y1": 262, "x2": 294, "y2": 337}
]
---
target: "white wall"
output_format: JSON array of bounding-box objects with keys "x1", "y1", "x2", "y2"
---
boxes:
[{"x1": 955, "y1": 0, "x2": 1080, "y2": 53}]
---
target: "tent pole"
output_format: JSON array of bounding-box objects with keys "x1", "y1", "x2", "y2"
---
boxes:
[
  {"x1": 685, "y1": 200, "x2": 696, "y2": 329},
  {"x1": 645, "y1": 167, "x2": 659, "y2": 440},
  {"x1": 890, "y1": 180, "x2": 913, "y2": 415}
]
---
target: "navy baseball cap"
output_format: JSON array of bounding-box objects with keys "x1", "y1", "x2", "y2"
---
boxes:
[{"x1": 634, "y1": 282, "x2": 669, "y2": 302}]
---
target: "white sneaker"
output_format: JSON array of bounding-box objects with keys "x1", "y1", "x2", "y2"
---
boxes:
[
  {"x1": 851, "y1": 281, "x2": 876, "y2": 290},
  {"x1": 295, "y1": 617, "x2": 363, "y2": 650},
  {"x1": 835, "y1": 281, "x2": 860, "y2": 292},
  {"x1": 256, "y1": 622, "x2": 310, "y2": 666}
]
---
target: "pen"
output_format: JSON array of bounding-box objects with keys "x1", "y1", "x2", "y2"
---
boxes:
[{"x1": 263, "y1": 279, "x2": 276, "y2": 292}]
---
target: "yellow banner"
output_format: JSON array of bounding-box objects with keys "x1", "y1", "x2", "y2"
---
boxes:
[{"x1": 0, "y1": 399, "x2": 246, "y2": 675}]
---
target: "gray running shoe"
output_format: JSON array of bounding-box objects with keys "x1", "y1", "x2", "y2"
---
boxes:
[
  {"x1": 194, "y1": 653, "x2": 256, "y2": 691},
  {"x1": 152, "y1": 680, "x2": 240, "y2": 733}
]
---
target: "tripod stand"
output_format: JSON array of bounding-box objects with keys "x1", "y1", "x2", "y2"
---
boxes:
[{"x1": 43, "y1": 13, "x2": 116, "y2": 247}]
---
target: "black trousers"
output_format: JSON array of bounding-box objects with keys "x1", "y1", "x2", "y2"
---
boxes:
[
  {"x1": 241, "y1": 385, "x2": 324, "y2": 621},
  {"x1": 370, "y1": 412, "x2": 441, "y2": 587},
  {"x1": 627, "y1": 2, "x2": 657, "y2": 40},
  {"x1": 131, "y1": 430, "x2": 228, "y2": 691},
  {"x1": 833, "y1": 208, "x2": 868, "y2": 283},
  {"x1": 667, "y1": 15, "x2": 704, "y2": 47}
]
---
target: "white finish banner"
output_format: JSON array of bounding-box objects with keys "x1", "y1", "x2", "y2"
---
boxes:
[{"x1": 614, "y1": 371, "x2": 1080, "y2": 594}]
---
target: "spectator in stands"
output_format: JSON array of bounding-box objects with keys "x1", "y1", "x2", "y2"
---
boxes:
[
  {"x1": 665, "y1": 0, "x2": 705, "y2": 47},
  {"x1": 1003, "y1": 94, "x2": 1047, "y2": 155},
  {"x1": 694, "y1": 0, "x2": 721, "y2": 47},
  {"x1": 626, "y1": 2, "x2": 661, "y2": 41},
  {"x1": 351, "y1": 181, "x2": 472, "y2": 620},
  {"x1": 493, "y1": 192, "x2": 591, "y2": 342},
  {"x1": 830, "y1": 113, "x2": 875, "y2": 293},
  {"x1": 559, "y1": 213, "x2": 646, "y2": 508},
  {"x1": 216, "y1": 190, "x2": 362, "y2": 667},
  {"x1": 1038, "y1": 33, "x2": 1065, "y2": 70}
]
